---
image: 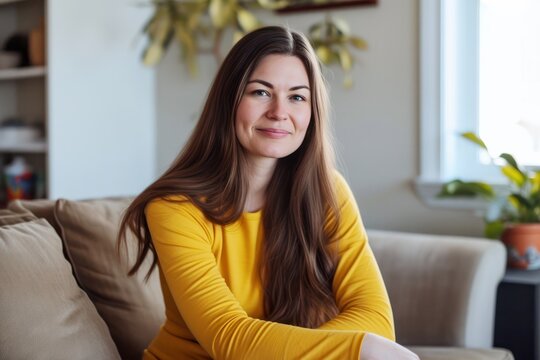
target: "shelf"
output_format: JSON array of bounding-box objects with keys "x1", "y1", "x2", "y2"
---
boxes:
[
  {"x1": 0, "y1": 0, "x2": 27, "y2": 8},
  {"x1": 0, "y1": 141, "x2": 47, "y2": 153},
  {"x1": 0, "y1": 67, "x2": 46, "y2": 81},
  {"x1": 0, "y1": 0, "x2": 27, "y2": 5}
]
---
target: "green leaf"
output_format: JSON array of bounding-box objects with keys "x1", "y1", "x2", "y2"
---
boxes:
[
  {"x1": 141, "y1": 12, "x2": 158, "y2": 35},
  {"x1": 499, "y1": 153, "x2": 519, "y2": 170},
  {"x1": 509, "y1": 193, "x2": 533, "y2": 210},
  {"x1": 315, "y1": 45, "x2": 333, "y2": 65},
  {"x1": 438, "y1": 179, "x2": 495, "y2": 198},
  {"x1": 461, "y1": 132, "x2": 488, "y2": 151},
  {"x1": 532, "y1": 171, "x2": 540, "y2": 193},
  {"x1": 209, "y1": 0, "x2": 235, "y2": 28},
  {"x1": 308, "y1": 22, "x2": 324, "y2": 39},
  {"x1": 508, "y1": 195, "x2": 519, "y2": 210},
  {"x1": 484, "y1": 220, "x2": 505, "y2": 239},
  {"x1": 186, "y1": 8, "x2": 204, "y2": 30},
  {"x1": 337, "y1": 47, "x2": 353, "y2": 71},
  {"x1": 141, "y1": 5, "x2": 174, "y2": 67},
  {"x1": 501, "y1": 165, "x2": 526, "y2": 187},
  {"x1": 333, "y1": 18, "x2": 351, "y2": 37},
  {"x1": 142, "y1": 43, "x2": 163, "y2": 66},
  {"x1": 531, "y1": 190, "x2": 540, "y2": 207},
  {"x1": 236, "y1": 7, "x2": 259, "y2": 32},
  {"x1": 349, "y1": 36, "x2": 367, "y2": 50}
]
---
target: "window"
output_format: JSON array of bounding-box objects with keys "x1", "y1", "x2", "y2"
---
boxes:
[{"x1": 416, "y1": 0, "x2": 540, "y2": 208}]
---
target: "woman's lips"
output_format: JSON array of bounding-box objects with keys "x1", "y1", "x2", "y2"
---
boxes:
[{"x1": 255, "y1": 128, "x2": 291, "y2": 139}]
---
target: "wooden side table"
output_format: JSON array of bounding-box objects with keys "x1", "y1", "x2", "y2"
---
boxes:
[{"x1": 494, "y1": 268, "x2": 540, "y2": 360}]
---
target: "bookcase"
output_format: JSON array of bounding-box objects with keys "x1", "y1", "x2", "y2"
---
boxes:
[
  {"x1": 0, "y1": 0, "x2": 47, "y2": 205},
  {"x1": 0, "y1": 0, "x2": 156, "y2": 206}
]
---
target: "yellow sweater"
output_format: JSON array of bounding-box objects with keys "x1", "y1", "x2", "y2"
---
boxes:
[{"x1": 144, "y1": 174, "x2": 394, "y2": 360}]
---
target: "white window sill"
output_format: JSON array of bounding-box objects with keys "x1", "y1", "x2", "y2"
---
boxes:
[{"x1": 414, "y1": 178, "x2": 501, "y2": 213}]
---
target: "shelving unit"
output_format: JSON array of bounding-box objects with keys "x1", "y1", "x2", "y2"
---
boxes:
[
  {"x1": 1, "y1": 0, "x2": 155, "y2": 204},
  {"x1": 0, "y1": 0, "x2": 46, "y2": 206}
]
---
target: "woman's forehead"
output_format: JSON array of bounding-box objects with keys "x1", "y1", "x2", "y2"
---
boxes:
[{"x1": 247, "y1": 55, "x2": 310, "y2": 88}]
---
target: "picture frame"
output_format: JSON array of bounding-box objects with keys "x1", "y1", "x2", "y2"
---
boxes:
[{"x1": 277, "y1": 0, "x2": 378, "y2": 13}]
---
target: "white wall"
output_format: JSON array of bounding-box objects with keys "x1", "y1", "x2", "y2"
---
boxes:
[
  {"x1": 48, "y1": 0, "x2": 155, "y2": 199},
  {"x1": 156, "y1": 0, "x2": 484, "y2": 237}
]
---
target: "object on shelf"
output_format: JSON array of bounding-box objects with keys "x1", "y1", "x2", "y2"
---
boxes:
[
  {"x1": 0, "y1": 118, "x2": 42, "y2": 145},
  {"x1": 3, "y1": 33, "x2": 29, "y2": 67},
  {"x1": 29, "y1": 18, "x2": 45, "y2": 66},
  {"x1": 4, "y1": 156, "x2": 34, "y2": 200},
  {"x1": 0, "y1": 51, "x2": 20, "y2": 69}
]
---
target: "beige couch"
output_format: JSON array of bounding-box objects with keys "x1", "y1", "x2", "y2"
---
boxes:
[{"x1": 0, "y1": 197, "x2": 513, "y2": 360}]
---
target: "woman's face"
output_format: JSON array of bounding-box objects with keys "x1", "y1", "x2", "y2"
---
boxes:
[{"x1": 235, "y1": 54, "x2": 312, "y2": 163}]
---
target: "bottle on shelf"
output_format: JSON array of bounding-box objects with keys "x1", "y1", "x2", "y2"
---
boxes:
[{"x1": 4, "y1": 155, "x2": 35, "y2": 201}]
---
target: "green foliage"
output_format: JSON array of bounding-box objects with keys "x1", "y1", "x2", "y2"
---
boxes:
[
  {"x1": 139, "y1": 0, "x2": 367, "y2": 85},
  {"x1": 461, "y1": 132, "x2": 488, "y2": 150},
  {"x1": 308, "y1": 15, "x2": 367, "y2": 88},
  {"x1": 484, "y1": 220, "x2": 505, "y2": 239},
  {"x1": 438, "y1": 179, "x2": 494, "y2": 198},
  {"x1": 438, "y1": 132, "x2": 540, "y2": 238}
]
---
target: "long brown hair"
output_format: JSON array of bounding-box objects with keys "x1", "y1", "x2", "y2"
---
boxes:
[{"x1": 118, "y1": 26, "x2": 340, "y2": 328}]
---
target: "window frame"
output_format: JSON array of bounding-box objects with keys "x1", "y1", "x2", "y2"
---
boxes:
[{"x1": 415, "y1": 0, "x2": 504, "y2": 211}]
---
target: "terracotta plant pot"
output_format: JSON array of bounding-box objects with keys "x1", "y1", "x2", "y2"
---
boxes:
[{"x1": 501, "y1": 223, "x2": 540, "y2": 270}]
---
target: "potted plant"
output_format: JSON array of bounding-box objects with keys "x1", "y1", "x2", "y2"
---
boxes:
[{"x1": 439, "y1": 132, "x2": 540, "y2": 270}]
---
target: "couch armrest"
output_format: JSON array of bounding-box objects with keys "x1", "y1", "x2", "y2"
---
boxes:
[{"x1": 367, "y1": 229, "x2": 506, "y2": 348}]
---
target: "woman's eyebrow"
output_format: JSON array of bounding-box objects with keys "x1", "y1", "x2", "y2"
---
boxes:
[{"x1": 247, "y1": 79, "x2": 310, "y2": 91}]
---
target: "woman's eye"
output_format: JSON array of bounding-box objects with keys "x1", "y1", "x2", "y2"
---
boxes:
[
  {"x1": 253, "y1": 89, "x2": 270, "y2": 97},
  {"x1": 290, "y1": 94, "x2": 306, "y2": 102}
]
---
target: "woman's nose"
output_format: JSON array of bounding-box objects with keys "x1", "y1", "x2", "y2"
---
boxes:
[{"x1": 266, "y1": 97, "x2": 288, "y2": 121}]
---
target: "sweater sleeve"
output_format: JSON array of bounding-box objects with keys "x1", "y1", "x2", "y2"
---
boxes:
[
  {"x1": 319, "y1": 174, "x2": 395, "y2": 341},
  {"x1": 146, "y1": 198, "x2": 364, "y2": 360}
]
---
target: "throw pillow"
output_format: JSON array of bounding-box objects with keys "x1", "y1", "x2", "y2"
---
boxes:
[
  {"x1": 8, "y1": 198, "x2": 61, "y2": 235},
  {"x1": 55, "y1": 198, "x2": 165, "y2": 360},
  {"x1": 0, "y1": 218, "x2": 120, "y2": 360}
]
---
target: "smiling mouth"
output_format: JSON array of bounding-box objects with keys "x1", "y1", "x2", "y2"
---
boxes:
[{"x1": 255, "y1": 128, "x2": 292, "y2": 138}]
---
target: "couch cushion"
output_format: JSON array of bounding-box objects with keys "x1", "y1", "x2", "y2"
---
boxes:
[
  {"x1": 0, "y1": 211, "x2": 37, "y2": 226},
  {"x1": 55, "y1": 198, "x2": 165, "y2": 360},
  {"x1": 8, "y1": 199, "x2": 61, "y2": 235},
  {"x1": 0, "y1": 218, "x2": 120, "y2": 360},
  {"x1": 408, "y1": 346, "x2": 514, "y2": 360}
]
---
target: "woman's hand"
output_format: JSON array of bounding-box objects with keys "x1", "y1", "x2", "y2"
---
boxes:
[{"x1": 360, "y1": 333, "x2": 419, "y2": 360}]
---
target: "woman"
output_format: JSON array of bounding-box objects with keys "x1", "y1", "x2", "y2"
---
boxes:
[{"x1": 119, "y1": 26, "x2": 418, "y2": 359}]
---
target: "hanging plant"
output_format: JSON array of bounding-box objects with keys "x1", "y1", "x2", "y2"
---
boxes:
[
  {"x1": 139, "y1": 0, "x2": 367, "y2": 87},
  {"x1": 309, "y1": 15, "x2": 367, "y2": 88}
]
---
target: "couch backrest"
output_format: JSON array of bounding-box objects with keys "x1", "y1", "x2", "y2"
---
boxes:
[{"x1": 368, "y1": 229, "x2": 506, "y2": 348}]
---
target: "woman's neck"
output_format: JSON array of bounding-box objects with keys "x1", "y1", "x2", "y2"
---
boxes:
[{"x1": 244, "y1": 156, "x2": 277, "y2": 212}]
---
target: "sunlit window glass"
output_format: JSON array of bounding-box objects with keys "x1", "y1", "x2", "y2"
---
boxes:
[{"x1": 479, "y1": 0, "x2": 540, "y2": 166}]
